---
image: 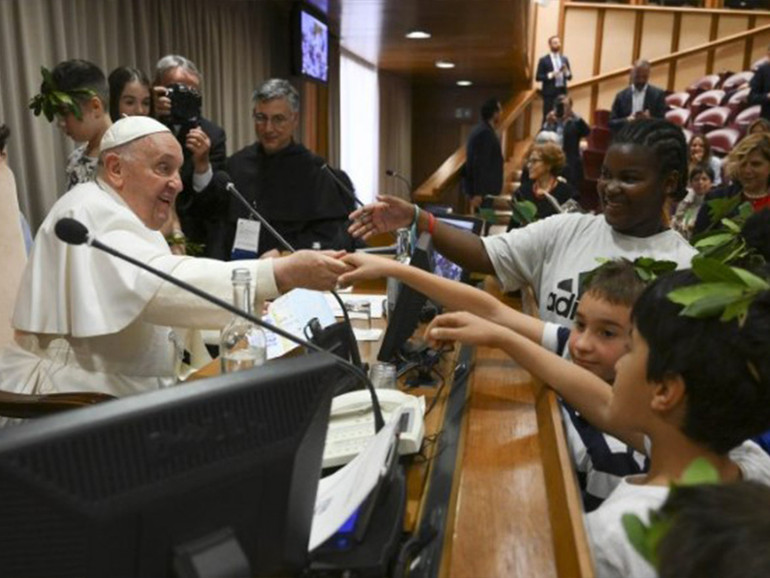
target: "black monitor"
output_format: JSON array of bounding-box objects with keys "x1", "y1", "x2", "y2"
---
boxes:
[
  {"x1": 0, "y1": 354, "x2": 340, "y2": 578},
  {"x1": 432, "y1": 214, "x2": 484, "y2": 284},
  {"x1": 377, "y1": 233, "x2": 433, "y2": 363}
]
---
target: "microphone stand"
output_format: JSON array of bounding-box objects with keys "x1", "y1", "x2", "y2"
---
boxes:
[
  {"x1": 81, "y1": 233, "x2": 385, "y2": 432},
  {"x1": 385, "y1": 170, "x2": 412, "y2": 198},
  {"x1": 320, "y1": 163, "x2": 365, "y2": 208}
]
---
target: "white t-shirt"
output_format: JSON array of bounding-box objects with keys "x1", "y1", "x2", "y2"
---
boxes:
[
  {"x1": 586, "y1": 440, "x2": 770, "y2": 578},
  {"x1": 482, "y1": 213, "x2": 697, "y2": 325}
]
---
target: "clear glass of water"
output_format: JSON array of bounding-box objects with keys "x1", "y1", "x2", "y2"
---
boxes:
[{"x1": 369, "y1": 361, "x2": 397, "y2": 389}]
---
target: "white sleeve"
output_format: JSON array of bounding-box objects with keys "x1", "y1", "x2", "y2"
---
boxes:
[
  {"x1": 143, "y1": 257, "x2": 279, "y2": 329},
  {"x1": 481, "y1": 216, "x2": 562, "y2": 293}
]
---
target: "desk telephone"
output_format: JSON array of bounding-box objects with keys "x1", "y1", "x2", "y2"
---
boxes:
[{"x1": 322, "y1": 389, "x2": 425, "y2": 469}]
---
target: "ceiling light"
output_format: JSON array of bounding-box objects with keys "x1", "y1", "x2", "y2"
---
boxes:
[
  {"x1": 457, "y1": 80, "x2": 473, "y2": 87},
  {"x1": 435, "y1": 60, "x2": 455, "y2": 69},
  {"x1": 406, "y1": 30, "x2": 431, "y2": 39}
]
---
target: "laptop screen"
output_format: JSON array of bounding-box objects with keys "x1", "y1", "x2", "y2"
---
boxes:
[{"x1": 432, "y1": 215, "x2": 483, "y2": 284}]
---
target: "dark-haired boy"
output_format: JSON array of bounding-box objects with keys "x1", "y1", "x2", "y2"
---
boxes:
[
  {"x1": 425, "y1": 268, "x2": 770, "y2": 578},
  {"x1": 47, "y1": 59, "x2": 112, "y2": 190}
]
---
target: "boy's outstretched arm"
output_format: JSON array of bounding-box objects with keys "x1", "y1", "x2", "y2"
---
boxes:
[
  {"x1": 426, "y1": 311, "x2": 646, "y2": 453},
  {"x1": 340, "y1": 252, "x2": 545, "y2": 344}
]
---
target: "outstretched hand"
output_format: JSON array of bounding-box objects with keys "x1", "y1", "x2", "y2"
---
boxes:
[
  {"x1": 273, "y1": 250, "x2": 350, "y2": 293},
  {"x1": 347, "y1": 195, "x2": 415, "y2": 240},
  {"x1": 425, "y1": 311, "x2": 505, "y2": 350},
  {"x1": 338, "y1": 252, "x2": 394, "y2": 287}
]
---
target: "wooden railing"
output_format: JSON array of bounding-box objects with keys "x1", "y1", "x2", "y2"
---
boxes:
[{"x1": 413, "y1": 89, "x2": 538, "y2": 203}]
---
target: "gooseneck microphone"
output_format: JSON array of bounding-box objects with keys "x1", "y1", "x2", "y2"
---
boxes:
[
  {"x1": 385, "y1": 169, "x2": 412, "y2": 196},
  {"x1": 317, "y1": 161, "x2": 365, "y2": 208},
  {"x1": 213, "y1": 171, "x2": 295, "y2": 253},
  {"x1": 54, "y1": 217, "x2": 385, "y2": 432}
]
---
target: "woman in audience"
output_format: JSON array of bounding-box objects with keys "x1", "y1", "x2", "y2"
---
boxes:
[
  {"x1": 108, "y1": 66, "x2": 152, "y2": 121},
  {"x1": 509, "y1": 142, "x2": 579, "y2": 229},
  {"x1": 671, "y1": 164, "x2": 715, "y2": 239},
  {"x1": 694, "y1": 132, "x2": 770, "y2": 234},
  {"x1": 748, "y1": 117, "x2": 770, "y2": 136},
  {"x1": 688, "y1": 134, "x2": 722, "y2": 186}
]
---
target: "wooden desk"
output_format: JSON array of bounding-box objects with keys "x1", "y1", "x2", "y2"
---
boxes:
[{"x1": 188, "y1": 279, "x2": 592, "y2": 577}]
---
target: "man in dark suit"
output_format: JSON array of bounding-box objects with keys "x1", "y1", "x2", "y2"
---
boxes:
[
  {"x1": 536, "y1": 36, "x2": 572, "y2": 121},
  {"x1": 152, "y1": 54, "x2": 228, "y2": 259},
  {"x1": 609, "y1": 60, "x2": 667, "y2": 133},
  {"x1": 542, "y1": 95, "x2": 590, "y2": 188},
  {"x1": 749, "y1": 45, "x2": 770, "y2": 121},
  {"x1": 462, "y1": 98, "x2": 504, "y2": 212}
]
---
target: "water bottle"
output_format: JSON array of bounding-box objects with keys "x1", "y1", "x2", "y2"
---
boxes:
[
  {"x1": 386, "y1": 227, "x2": 412, "y2": 318},
  {"x1": 220, "y1": 268, "x2": 267, "y2": 373}
]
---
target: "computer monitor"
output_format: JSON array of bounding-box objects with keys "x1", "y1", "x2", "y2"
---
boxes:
[
  {"x1": 0, "y1": 354, "x2": 340, "y2": 578},
  {"x1": 377, "y1": 233, "x2": 433, "y2": 363},
  {"x1": 432, "y1": 214, "x2": 484, "y2": 284}
]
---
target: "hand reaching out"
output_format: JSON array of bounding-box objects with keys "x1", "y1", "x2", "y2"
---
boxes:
[{"x1": 348, "y1": 195, "x2": 415, "y2": 240}]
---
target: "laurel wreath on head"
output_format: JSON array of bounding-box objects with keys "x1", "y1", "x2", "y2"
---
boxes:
[{"x1": 29, "y1": 66, "x2": 97, "y2": 122}]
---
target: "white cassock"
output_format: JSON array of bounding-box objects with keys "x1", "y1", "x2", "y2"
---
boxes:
[{"x1": 0, "y1": 178, "x2": 279, "y2": 400}]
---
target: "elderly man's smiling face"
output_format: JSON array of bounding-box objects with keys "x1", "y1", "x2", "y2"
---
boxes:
[{"x1": 104, "y1": 132, "x2": 184, "y2": 230}]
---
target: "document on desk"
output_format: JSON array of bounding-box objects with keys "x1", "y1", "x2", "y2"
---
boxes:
[
  {"x1": 264, "y1": 289, "x2": 336, "y2": 359},
  {"x1": 308, "y1": 411, "x2": 400, "y2": 552},
  {"x1": 325, "y1": 293, "x2": 387, "y2": 320}
]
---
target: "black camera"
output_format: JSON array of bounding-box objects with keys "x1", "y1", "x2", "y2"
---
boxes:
[
  {"x1": 165, "y1": 83, "x2": 202, "y2": 127},
  {"x1": 554, "y1": 100, "x2": 565, "y2": 119}
]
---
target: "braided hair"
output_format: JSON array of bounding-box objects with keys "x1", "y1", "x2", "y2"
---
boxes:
[{"x1": 612, "y1": 118, "x2": 689, "y2": 202}]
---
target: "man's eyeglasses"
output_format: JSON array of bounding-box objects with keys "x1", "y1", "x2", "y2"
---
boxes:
[{"x1": 252, "y1": 113, "x2": 291, "y2": 128}]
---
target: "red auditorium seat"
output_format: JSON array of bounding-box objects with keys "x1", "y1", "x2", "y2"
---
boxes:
[
  {"x1": 665, "y1": 91, "x2": 691, "y2": 109},
  {"x1": 592, "y1": 108, "x2": 610, "y2": 128},
  {"x1": 587, "y1": 126, "x2": 612, "y2": 152},
  {"x1": 582, "y1": 148, "x2": 605, "y2": 181},
  {"x1": 733, "y1": 104, "x2": 761, "y2": 133},
  {"x1": 687, "y1": 74, "x2": 721, "y2": 98},
  {"x1": 690, "y1": 89, "x2": 726, "y2": 117},
  {"x1": 721, "y1": 71, "x2": 754, "y2": 92},
  {"x1": 665, "y1": 108, "x2": 691, "y2": 127},
  {"x1": 706, "y1": 128, "x2": 741, "y2": 157},
  {"x1": 726, "y1": 87, "x2": 751, "y2": 116},
  {"x1": 692, "y1": 106, "x2": 731, "y2": 133}
]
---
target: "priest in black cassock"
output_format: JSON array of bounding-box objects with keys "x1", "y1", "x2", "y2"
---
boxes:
[{"x1": 221, "y1": 79, "x2": 357, "y2": 259}]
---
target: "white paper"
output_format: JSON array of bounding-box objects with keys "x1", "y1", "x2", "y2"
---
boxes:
[
  {"x1": 325, "y1": 293, "x2": 387, "y2": 319},
  {"x1": 232, "y1": 218, "x2": 261, "y2": 253},
  {"x1": 352, "y1": 328, "x2": 383, "y2": 342},
  {"x1": 264, "y1": 289, "x2": 337, "y2": 359},
  {"x1": 308, "y1": 412, "x2": 401, "y2": 552}
]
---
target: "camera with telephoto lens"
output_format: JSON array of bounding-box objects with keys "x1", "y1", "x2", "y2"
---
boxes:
[{"x1": 165, "y1": 83, "x2": 202, "y2": 128}]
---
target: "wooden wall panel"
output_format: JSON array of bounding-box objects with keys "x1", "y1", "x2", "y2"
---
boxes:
[
  {"x1": 597, "y1": 76, "x2": 629, "y2": 111},
  {"x1": 570, "y1": 85, "x2": 592, "y2": 122},
  {"x1": 715, "y1": 16, "x2": 750, "y2": 73},
  {"x1": 640, "y1": 13, "x2": 675, "y2": 61},
  {"x1": 751, "y1": 17, "x2": 770, "y2": 63},
  {"x1": 600, "y1": 11, "x2": 636, "y2": 73},
  {"x1": 650, "y1": 65, "x2": 669, "y2": 90},
  {"x1": 564, "y1": 10, "x2": 598, "y2": 81},
  {"x1": 675, "y1": 13, "x2": 711, "y2": 88}
]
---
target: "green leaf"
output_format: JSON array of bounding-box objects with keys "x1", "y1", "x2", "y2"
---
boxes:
[
  {"x1": 733, "y1": 268, "x2": 770, "y2": 291},
  {"x1": 622, "y1": 514, "x2": 653, "y2": 563},
  {"x1": 694, "y1": 232, "x2": 735, "y2": 249},
  {"x1": 721, "y1": 218, "x2": 742, "y2": 233},
  {"x1": 691, "y1": 257, "x2": 744, "y2": 285},
  {"x1": 680, "y1": 292, "x2": 746, "y2": 318},
  {"x1": 679, "y1": 457, "x2": 720, "y2": 485},
  {"x1": 511, "y1": 200, "x2": 537, "y2": 225},
  {"x1": 667, "y1": 282, "x2": 745, "y2": 307}
]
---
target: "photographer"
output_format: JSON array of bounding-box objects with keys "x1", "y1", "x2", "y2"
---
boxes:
[
  {"x1": 542, "y1": 95, "x2": 589, "y2": 189},
  {"x1": 153, "y1": 54, "x2": 228, "y2": 259}
]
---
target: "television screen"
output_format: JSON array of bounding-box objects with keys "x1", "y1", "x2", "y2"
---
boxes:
[{"x1": 297, "y1": 6, "x2": 329, "y2": 83}]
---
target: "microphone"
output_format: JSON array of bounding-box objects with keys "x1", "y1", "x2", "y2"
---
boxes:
[
  {"x1": 317, "y1": 160, "x2": 365, "y2": 208},
  {"x1": 54, "y1": 217, "x2": 385, "y2": 432},
  {"x1": 213, "y1": 171, "x2": 295, "y2": 253},
  {"x1": 385, "y1": 169, "x2": 412, "y2": 196}
]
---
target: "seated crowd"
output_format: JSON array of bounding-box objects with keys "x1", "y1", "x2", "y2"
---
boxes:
[{"x1": 2, "y1": 49, "x2": 770, "y2": 578}]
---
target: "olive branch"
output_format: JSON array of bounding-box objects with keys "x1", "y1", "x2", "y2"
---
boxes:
[{"x1": 29, "y1": 66, "x2": 97, "y2": 122}]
